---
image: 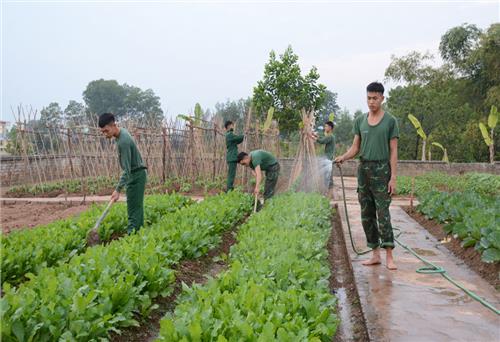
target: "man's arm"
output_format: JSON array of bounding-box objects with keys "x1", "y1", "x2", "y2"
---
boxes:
[
  {"x1": 112, "y1": 144, "x2": 132, "y2": 202},
  {"x1": 254, "y1": 165, "x2": 262, "y2": 195},
  {"x1": 335, "y1": 135, "x2": 361, "y2": 163},
  {"x1": 388, "y1": 138, "x2": 398, "y2": 195}
]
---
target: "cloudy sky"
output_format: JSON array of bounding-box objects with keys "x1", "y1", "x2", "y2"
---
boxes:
[{"x1": 2, "y1": 0, "x2": 499, "y2": 123}]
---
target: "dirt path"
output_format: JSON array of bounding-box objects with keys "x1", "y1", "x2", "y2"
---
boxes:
[
  {"x1": 1, "y1": 201, "x2": 90, "y2": 233},
  {"x1": 333, "y1": 177, "x2": 499, "y2": 342}
]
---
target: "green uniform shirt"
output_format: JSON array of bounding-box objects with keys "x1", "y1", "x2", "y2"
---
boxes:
[
  {"x1": 116, "y1": 128, "x2": 145, "y2": 192},
  {"x1": 225, "y1": 130, "x2": 244, "y2": 162},
  {"x1": 352, "y1": 113, "x2": 399, "y2": 161},
  {"x1": 317, "y1": 133, "x2": 336, "y2": 160},
  {"x1": 250, "y1": 150, "x2": 278, "y2": 171}
]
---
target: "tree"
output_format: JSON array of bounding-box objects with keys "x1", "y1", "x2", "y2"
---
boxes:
[
  {"x1": 123, "y1": 84, "x2": 164, "y2": 125},
  {"x1": 407, "y1": 114, "x2": 428, "y2": 161},
  {"x1": 253, "y1": 46, "x2": 326, "y2": 135},
  {"x1": 83, "y1": 79, "x2": 126, "y2": 120},
  {"x1": 83, "y1": 79, "x2": 164, "y2": 126},
  {"x1": 333, "y1": 108, "x2": 355, "y2": 147},
  {"x1": 439, "y1": 23, "x2": 482, "y2": 74},
  {"x1": 214, "y1": 98, "x2": 252, "y2": 129},
  {"x1": 64, "y1": 100, "x2": 86, "y2": 127},
  {"x1": 316, "y1": 89, "x2": 340, "y2": 128},
  {"x1": 40, "y1": 102, "x2": 63, "y2": 126}
]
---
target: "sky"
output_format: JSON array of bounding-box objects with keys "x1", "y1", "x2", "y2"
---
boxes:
[{"x1": 1, "y1": 0, "x2": 499, "y2": 124}]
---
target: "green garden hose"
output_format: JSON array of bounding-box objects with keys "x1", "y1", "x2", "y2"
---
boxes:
[{"x1": 336, "y1": 164, "x2": 500, "y2": 316}]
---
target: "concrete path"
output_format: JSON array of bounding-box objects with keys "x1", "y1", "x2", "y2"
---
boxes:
[{"x1": 333, "y1": 177, "x2": 500, "y2": 342}]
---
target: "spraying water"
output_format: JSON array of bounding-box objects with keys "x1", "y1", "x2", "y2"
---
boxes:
[{"x1": 290, "y1": 156, "x2": 334, "y2": 193}]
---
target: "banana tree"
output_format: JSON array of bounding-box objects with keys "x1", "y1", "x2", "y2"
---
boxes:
[
  {"x1": 408, "y1": 114, "x2": 428, "y2": 161},
  {"x1": 262, "y1": 107, "x2": 274, "y2": 133},
  {"x1": 431, "y1": 142, "x2": 449, "y2": 163},
  {"x1": 479, "y1": 105, "x2": 498, "y2": 164}
]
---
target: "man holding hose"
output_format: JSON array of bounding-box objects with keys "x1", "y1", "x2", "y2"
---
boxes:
[
  {"x1": 335, "y1": 82, "x2": 399, "y2": 270},
  {"x1": 99, "y1": 113, "x2": 147, "y2": 234}
]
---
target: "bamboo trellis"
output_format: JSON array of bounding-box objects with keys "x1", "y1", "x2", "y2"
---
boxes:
[{"x1": 2, "y1": 106, "x2": 285, "y2": 195}]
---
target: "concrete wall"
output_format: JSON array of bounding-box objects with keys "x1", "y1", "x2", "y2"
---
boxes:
[
  {"x1": 275, "y1": 159, "x2": 500, "y2": 177},
  {"x1": 1, "y1": 154, "x2": 499, "y2": 187}
]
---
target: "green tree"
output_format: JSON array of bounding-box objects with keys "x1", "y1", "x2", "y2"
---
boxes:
[
  {"x1": 123, "y1": 84, "x2": 164, "y2": 125},
  {"x1": 64, "y1": 100, "x2": 86, "y2": 127},
  {"x1": 83, "y1": 79, "x2": 126, "y2": 119},
  {"x1": 316, "y1": 89, "x2": 340, "y2": 128},
  {"x1": 40, "y1": 102, "x2": 63, "y2": 126},
  {"x1": 214, "y1": 98, "x2": 251, "y2": 128},
  {"x1": 253, "y1": 46, "x2": 326, "y2": 135}
]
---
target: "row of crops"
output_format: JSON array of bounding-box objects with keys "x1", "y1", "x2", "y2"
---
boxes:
[
  {"x1": 6, "y1": 175, "x2": 226, "y2": 197},
  {"x1": 2, "y1": 194, "x2": 193, "y2": 286},
  {"x1": 1, "y1": 191, "x2": 339, "y2": 341},
  {"x1": 158, "y1": 192, "x2": 338, "y2": 341},
  {"x1": 398, "y1": 172, "x2": 500, "y2": 264}
]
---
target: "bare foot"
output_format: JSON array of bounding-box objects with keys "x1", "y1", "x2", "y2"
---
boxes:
[
  {"x1": 386, "y1": 260, "x2": 398, "y2": 270},
  {"x1": 386, "y1": 248, "x2": 397, "y2": 270},
  {"x1": 362, "y1": 257, "x2": 381, "y2": 266}
]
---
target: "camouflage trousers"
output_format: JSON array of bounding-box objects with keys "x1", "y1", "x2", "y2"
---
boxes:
[
  {"x1": 357, "y1": 161, "x2": 395, "y2": 249},
  {"x1": 264, "y1": 163, "x2": 280, "y2": 200}
]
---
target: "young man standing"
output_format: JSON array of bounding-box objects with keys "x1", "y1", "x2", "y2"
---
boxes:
[
  {"x1": 335, "y1": 82, "x2": 399, "y2": 270},
  {"x1": 99, "y1": 113, "x2": 147, "y2": 234},
  {"x1": 311, "y1": 120, "x2": 336, "y2": 190},
  {"x1": 224, "y1": 120, "x2": 244, "y2": 192},
  {"x1": 237, "y1": 149, "x2": 280, "y2": 201}
]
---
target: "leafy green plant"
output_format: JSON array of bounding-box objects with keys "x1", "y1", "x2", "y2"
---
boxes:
[
  {"x1": 408, "y1": 114, "x2": 428, "y2": 161},
  {"x1": 417, "y1": 191, "x2": 500, "y2": 263},
  {"x1": 1, "y1": 194, "x2": 192, "y2": 286},
  {"x1": 1, "y1": 191, "x2": 252, "y2": 341},
  {"x1": 479, "y1": 105, "x2": 498, "y2": 164},
  {"x1": 157, "y1": 192, "x2": 338, "y2": 341}
]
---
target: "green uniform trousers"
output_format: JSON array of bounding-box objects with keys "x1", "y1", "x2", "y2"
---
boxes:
[
  {"x1": 357, "y1": 161, "x2": 394, "y2": 249},
  {"x1": 226, "y1": 162, "x2": 237, "y2": 191},
  {"x1": 264, "y1": 163, "x2": 280, "y2": 200},
  {"x1": 126, "y1": 169, "x2": 147, "y2": 234},
  {"x1": 325, "y1": 157, "x2": 334, "y2": 189}
]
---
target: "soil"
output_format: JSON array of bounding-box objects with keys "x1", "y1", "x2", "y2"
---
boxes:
[
  {"x1": 402, "y1": 206, "x2": 500, "y2": 289},
  {"x1": 329, "y1": 206, "x2": 369, "y2": 342},
  {"x1": 111, "y1": 227, "x2": 238, "y2": 342},
  {"x1": 1, "y1": 201, "x2": 90, "y2": 234}
]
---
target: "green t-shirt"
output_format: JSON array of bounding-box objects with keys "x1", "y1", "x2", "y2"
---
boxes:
[
  {"x1": 352, "y1": 113, "x2": 399, "y2": 161},
  {"x1": 116, "y1": 128, "x2": 145, "y2": 192},
  {"x1": 250, "y1": 150, "x2": 278, "y2": 171},
  {"x1": 317, "y1": 133, "x2": 336, "y2": 160},
  {"x1": 225, "y1": 130, "x2": 244, "y2": 162}
]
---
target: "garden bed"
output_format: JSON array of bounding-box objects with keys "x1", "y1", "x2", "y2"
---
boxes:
[{"x1": 403, "y1": 206, "x2": 500, "y2": 289}]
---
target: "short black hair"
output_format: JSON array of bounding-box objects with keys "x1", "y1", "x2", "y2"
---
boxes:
[
  {"x1": 224, "y1": 120, "x2": 233, "y2": 129},
  {"x1": 325, "y1": 121, "x2": 334, "y2": 129},
  {"x1": 366, "y1": 82, "x2": 384, "y2": 95},
  {"x1": 98, "y1": 113, "x2": 115, "y2": 128},
  {"x1": 236, "y1": 152, "x2": 248, "y2": 163}
]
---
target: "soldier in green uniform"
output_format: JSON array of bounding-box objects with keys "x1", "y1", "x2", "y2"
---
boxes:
[
  {"x1": 237, "y1": 149, "x2": 280, "y2": 201},
  {"x1": 224, "y1": 120, "x2": 244, "y2": 192},
  {"x1": 311, "y1": 120, "x2": 336, "y2": 189},
  {"x1": 335, "y1": 82, "x2": 399, "y2": 270},
  {"x1": 99, "y1": 113, "x2": 147, "y2": 234}
]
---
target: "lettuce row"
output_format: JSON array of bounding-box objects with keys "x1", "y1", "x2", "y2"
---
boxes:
[{"x1": 158, "y1": 192, "x2": 338, "y2": 341}]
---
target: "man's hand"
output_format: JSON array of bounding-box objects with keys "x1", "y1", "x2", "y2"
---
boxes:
[
  {"x1": 253, "y1": 187, "x2": 260, "y2": 196},
  {"x1": 335, "y1": 155, "x2": 345, "y2": 164},
  {"x1": 388, "y1": 177, "x2": 396, "y2": 196},
  {"x1": 110, "y1": 190, "x2": 120, "y2": 203}
]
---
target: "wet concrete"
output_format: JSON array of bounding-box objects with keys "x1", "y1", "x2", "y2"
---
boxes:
[{"x1": 333, "y1": 177, "x2": 500, "y2": 342}]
